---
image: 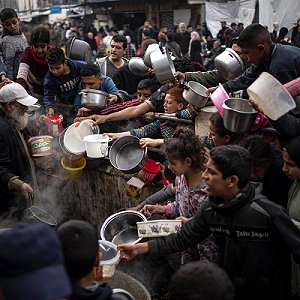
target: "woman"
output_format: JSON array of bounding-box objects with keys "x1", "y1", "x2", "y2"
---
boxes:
[{"x1": 188, "y1": 31, "x2": 204, "y2": 65}]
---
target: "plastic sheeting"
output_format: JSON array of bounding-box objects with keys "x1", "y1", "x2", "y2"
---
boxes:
[{"x1": 205, "y1": 0, "x2": 256, "y2": 37}]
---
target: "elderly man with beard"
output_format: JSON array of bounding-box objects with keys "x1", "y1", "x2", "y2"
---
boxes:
[{"x1": 0, "y1": 82, "x2": 39, "y2": 217}]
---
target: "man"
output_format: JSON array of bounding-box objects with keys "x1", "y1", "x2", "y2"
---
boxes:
[
  {"x1": 96, "y1": 34, "x2": 128, "y2": 78},
  {"x1": 140, "y1": 29, "x2": 157, "y2": 56},
  {"x1": 0, "y1": 82, "x2": 39, "y2": 216},
  {"x1": 136, "y1": 20, "x2": 154, "y2": 48},
  {"x1": 174, "y1": 22, "x2": 191, "y2": 56},
  {"x1": 118, "y1": 145, "x2": 300, "y2": 300},
  {"x1": 217, "y1": 21, "x2": 228, "y2": 45},
  {"x1": 0, "y1": 222, "x2": 71, "y2": 300}
]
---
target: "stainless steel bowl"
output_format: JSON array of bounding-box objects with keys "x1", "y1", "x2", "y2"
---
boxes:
[
  {"x1": 27, "y1": 103, "x2": 42, "y2": 121},
  {"x1": 128, "y1": 57, "x2": 149, "y2": 76},
  {"x1": 143, "y1": 43, "x2": 159, "y2": 68},
  {"x1": 79, "y1": 89, "x2": 108, "y2": 109},
  {"x1": 100, "y1": 210, "x2": 147, "y2": 246},
  {"x1": 182, "y1": 81, "x2": 208, "y2": 108},
  {"x1": 109, "y1": 136, "x2": 148, "y2": 174},
  {"x1": 222, "y1": 98, "x2": 258, "y2": 133},
  {"x1": 68, "y1": 37, "x2": 92, "y2": 63},
  {"x1": 214, "y1": 48, "x2": 245, "y2": 80}
]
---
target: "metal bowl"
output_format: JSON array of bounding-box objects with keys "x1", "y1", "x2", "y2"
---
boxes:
[
  {"x1": 222, "y1": 98, "x2": 258, "y2": 133},
  {"x1": 68, "y1": 37, "x2": 92, "y2": 63},
  {"x1": 214, "y1": 48, "x2": 245, "y2": 80},
  {"x1": 182, "y1": 81, "x2": 208, "y2": 108},
  {"x1": 143, "y1": 43, "x2": 159, "y2": 68},
  {"x1": 100, "y1": 210, "x2": 147, "y2": 246},
  {"x1": 128, "y1": 57, "x2": 149, "y2": 76},
  {"x1": 109, "y1": 136, "x2": 148, "y2": 174},
  {"x1": 79, "y1": 89, "x2": 108, "y2": 109}
]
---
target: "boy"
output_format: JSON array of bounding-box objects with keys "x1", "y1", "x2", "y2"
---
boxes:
[
  {"x1": 118, "y1": 145, "x2": 300, "y2": 300},
  {"x1": 0, "y1": 8, "x2": 28, "y2": 81},
  {"x1": 210, "y1": 23, "x2": 300, "y2": 94},
  {"x1": 44, "y1": 47, "x2": 86, "y2": 123},
  {"x1": 57, "y1": 220, "x2": 113, "y2": 300}
]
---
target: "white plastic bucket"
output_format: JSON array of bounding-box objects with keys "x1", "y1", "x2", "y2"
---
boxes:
[
  {"x1": 73, "y1": 119, "x2": 99, "y2": 142},
  {"x1": 83, "y1": 134, "x2": 111, "y2": 158},
  {"x1": 247, "y1": 72, "x2": 296, "y2": 120}
]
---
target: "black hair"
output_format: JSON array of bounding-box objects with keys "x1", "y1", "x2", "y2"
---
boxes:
[
  {"x1": 210, "y1": 145, "x2": 252, "y2": 189},
  {"x1": 142, "y1": 29, "x2": 151, "y2": 37},
  {"x1": 0, "y1": 8, "x2": 18, "y2": 22},
  {"x1": 278, "y1": 27, "x2": 288, "y2": 38},
  {"x1": 166, "y1": 31, "x2": 175, "y2": 42},
  {"x1": 30, "y1": 26, "x2": 50, "y2": 45},
  {"x1": 237, "y1": 23, "x2": 272, "y2": 48},
  {"x1": 80, "y1": 63, "x2": 101, "y2": 77},
  {"x1": 169, "y1": 261, "x2": 235, "y2": 300},
  {"x1": 229, "y1": 37, "x2": 239, "y2": 47},
  {"x1": 57, "y1": 220, "x2": 98, "y2": 280},
  {"x1": 241, "y1": 135, "x2": 275, "y2": 167},
  {"x1": 164, "y1": 127, "x2": 205, "y2": 171},
  {"x1": 111, "y1": 34, "x2": 127, "y2": 49},
  {"x1": 209, "y1": 112, "x2": 239, "y2": 143},
  {"x1": 46, "y1": 47, "x2": 65, "y2": 65},
  {"x1": 137, "y1": 78, "x2": 158, "y2": 93},
  {"x1": 231, "y1": 22, "x2": 237, "y2": 27}
]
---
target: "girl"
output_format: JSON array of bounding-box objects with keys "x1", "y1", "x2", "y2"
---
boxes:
[
  {"x1": 143, "y1": 128, "x2": 219, "y2": 265},
  {"x1": 17, "y1": 26, "x2": 51, "y2": 100}
]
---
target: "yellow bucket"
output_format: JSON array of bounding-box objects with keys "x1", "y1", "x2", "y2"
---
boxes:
[{"x1": 61, "y1": 156, "x2": 86, "y2": 180}]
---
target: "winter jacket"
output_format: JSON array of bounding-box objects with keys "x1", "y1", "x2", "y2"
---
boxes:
[
  {"x1": 70, "y1": 282, "x2": 112, "y2": 300},
  {"x1": 148, "y1": 182, "x2": 300, "y2": 300},
  {"x1": 0, "y1": 109, "x2": 32, "y2": 213},
  {"x1": 184, "y1": 69, "x2": 225, "y2": 88},
  {"x1": 223, "y1": 43, "x2": 300, "y2": 93}
]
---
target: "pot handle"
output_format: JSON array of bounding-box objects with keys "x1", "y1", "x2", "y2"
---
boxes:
[
  {"x1": 159, "y1": 42, "x2": 165, "y2": 55},
  {"x1": 180, "y1": 80, "x2": 189, "y2": 90},
  {"x1": 79, "y1": 91, "x2": 88, "y2": 96}
]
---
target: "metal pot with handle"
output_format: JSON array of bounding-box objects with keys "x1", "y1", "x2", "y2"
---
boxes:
[
  {"x1": 79, "y1": 89, "x2": 108, "y2": 109},
  {"x1": 182, "y1": 81, "x2": 209, "y2": 108}
]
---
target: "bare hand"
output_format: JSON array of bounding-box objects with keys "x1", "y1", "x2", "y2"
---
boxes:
[
  {"x1": 207, "y1": 86, "x2": 218, "y2": 95},
  {"x1": 142, "y1": 204, "x2": 166, "y2": 216},
  {"x1": 140, "y1": 138, "x2": 163, "y2": 148},
  {"x1": 175, "y1": 71, "x2": 185, "y2": 82},
  {"x1": 107, "y1": 94, "x2": 118, "y2": 104},
  {"x1": 187, "y1": 103, "x2": 200, "y2": 117},
  {"x1": 106, "y1": 131, "x2": 130, "y2": 140},
  {"x1": 77, "y1": 107, "x2": 91, "y2": 117},
  {"x1": 118, "y1": 242, "x2": 149, "y2": 261},
  {"x1": 144, "y1": 112, "x2": 155, "y2": 122},
  {"x1": 249, "y1": 99, "x2": 264, "y2": 113},
  {"x1": 47, "y1": 108, "x2": 54, "y2": 117},
  {"x1": 176, "y1": 216, "x2": 190, "y2": 225},
  {"x1": 89, "y1": 114, "x2": 107, "y2": 125},
  {"x1": 127, "y1": 204, "x2": 142, "y2": 211},
  {"x1": 20, "y1": 183, "x2": 33, "y2": 200}
]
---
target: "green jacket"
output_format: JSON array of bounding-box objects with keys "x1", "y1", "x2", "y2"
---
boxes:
[{"x1": 185, "y1": 70, "x2": 225, "y2": 88}]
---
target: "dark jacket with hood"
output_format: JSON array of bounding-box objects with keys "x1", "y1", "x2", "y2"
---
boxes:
[
  {"x1": 148, "y1": 182, "x2": 300, "y2": 300},
  {"x1": 70, "y1": 282, "x2": 112, "y2": 300},
  {"x1": 0, "y1": 108, "x2": 32, "y2": 213}
]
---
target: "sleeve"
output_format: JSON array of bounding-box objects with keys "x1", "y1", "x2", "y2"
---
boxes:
[
  {"x1": 43, "y1": 74, "x2": 56, "y2": 110},
  {"x1": 2, "y1": 42, "x2": 15, "y2": 79},
  {"x1": 284, "y1": 77, "x2": 300, "y2": 98},
  {"x1": 176, "y1": 108, "x2": 192, "y2": 119},
  {"x1": 139, "y1": 185, "x2": 175, "y2": 207},
  {"x1": 16, "y1": 62, "x2": 30, "y2": 90},
  {"x1": 184, "y1": 70, "x2": 225, "y2": 88},
  {"x1": 270, "y1": 113, "x2": 300, "y2": 138},
  {"x1": 222, "y1": 64, "x2": 264, "y2": 93},
  {"x1": 0, "y1": 51, "x2": 6, "y2": 77},
  {"x1": 130, "y1": 121, "x2": 160, "y2": 138},
  {"x1": 148, "y1": 208, "x2": 211, "y2": 257},
  {"x1": 103, "y1": 76, "x2": 119, "y2": 95}
]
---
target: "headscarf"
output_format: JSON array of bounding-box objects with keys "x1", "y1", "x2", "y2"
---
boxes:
[{"x1": 283, "y1": 136, "x2": 300, "y2": 168}]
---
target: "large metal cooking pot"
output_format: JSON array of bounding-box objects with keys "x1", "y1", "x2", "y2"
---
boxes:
[
  {"x1": 79, "y1": 89, "x2": 108, "y2": 109},
  {"x1": 214, "y1": 48, "x2": 245, "y2": 80},
  {"x1": 143, "y1": 43, "x2": 160, "y2": 68},
  {"x1": 68, "y1": 37, "x2": 92, "y2": 63},
  {"x1": 128, "y1": 57, "x2": 149, "y2": 76},
  {"x1": 182, "y1": 81, "x2": 208, "y2": 108},
  {"x1": 222, "y1": 98, "x2": 258, "y2": 133},
  {"x1": 100, "y1": 210, "x2": 147, "y2": 245},
  {"x1": 150, "y1": 49, "x2": 176, "y2": 83},
  {"x1": 109, "y1": 136, "x2": 148, "y2": 174}
]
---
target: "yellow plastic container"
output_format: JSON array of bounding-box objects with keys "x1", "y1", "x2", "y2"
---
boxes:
[{"x1": 61, "y1": 156, "x2": 86, "y2": 180}]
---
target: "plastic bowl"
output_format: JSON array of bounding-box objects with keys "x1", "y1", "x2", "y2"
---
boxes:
[{"x1": 210, "y1": 83, "x2": 230, "y2": 116}]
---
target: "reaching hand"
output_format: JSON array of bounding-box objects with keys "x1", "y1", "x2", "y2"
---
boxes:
[
  {"x1": 77, "y1": 107, "x2": 91, "y2": 117},
  {"x1": 107, "y1": 94, "x2": 118, "y2": 104},
  {"x1": 207, "y1": 86, "x2": 218, "y2": 95},
  {"x1": 141, "y1": 204, "x2": 166, "y2": 216},
  {"x1": 89, "y1": 114, "x2": 107, "y2": 125},
  {"x1": 140, "y1": 138, "x2": 163, "y2": 148},
  {"x1": 117, "y1": 242, "x2": 149, "y2": 261},
  {"x1": 20, "y1": 183, "x2": 33, "y2": 201}
]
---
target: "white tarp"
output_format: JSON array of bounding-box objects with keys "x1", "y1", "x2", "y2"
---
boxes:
[{"x1": 205, "y1": 0, "x2": 256, "y2": 37}]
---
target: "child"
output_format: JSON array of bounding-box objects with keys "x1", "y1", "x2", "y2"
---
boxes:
[
  {"x1": 57, "y1": 220, "x2": 114, "y2": 300},
  {"x1": 0, "y1": 8, "x2": 28, "y2": 80},
  {"x1": 17, "y1": 26, "x2": 51, "y2": 100},
  {"x1": 107, "y1": 86, "x2": 192, "y2": 148},
  {"x1": 44, "y1": 47, "x2": 86, "y2": 123},
  {"x1": 143, "y1": 128, "x2": 219, "y2": 265}
]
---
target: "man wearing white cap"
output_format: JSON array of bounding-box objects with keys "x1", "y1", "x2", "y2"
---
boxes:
[{"x1": 0, "y1": 82, "x2": 38, "y2": 218}]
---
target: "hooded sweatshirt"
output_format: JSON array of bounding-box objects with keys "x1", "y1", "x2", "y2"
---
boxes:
[{"x1": 70, "y1": 282, "x2": 112, "y2": 300}]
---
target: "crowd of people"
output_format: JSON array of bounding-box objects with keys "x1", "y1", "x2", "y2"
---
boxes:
[{"x1": 1, "y1": 5, "x2": 300, "y2": 300}]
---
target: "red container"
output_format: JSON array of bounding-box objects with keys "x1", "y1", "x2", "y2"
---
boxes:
[
  {"x1": 44, "y1": 115, "x2": 63, "y2": 136},
  {"x1": 138, "y1": 159, "x2": 160, "y2": 185}
]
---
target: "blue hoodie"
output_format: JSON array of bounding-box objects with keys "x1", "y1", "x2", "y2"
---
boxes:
[{"x1": 43, "y1": 58, "x2": 86, "y2": 110}]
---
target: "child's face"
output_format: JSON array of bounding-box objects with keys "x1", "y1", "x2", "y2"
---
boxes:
[
  {"x1": 33, "y1": 42, "x2": 48, "y2": 58},
  {"x1": 48, "y1": 62, "x2": 65, "y2": 77},
  {"x1": 208, "y1": 121, "x2": 228, "y2": 147},
  {"x1": 240, "y1": 45, "x2": 265, "y2": 65},
  {"x1": 167, "y1": 157, "x2": 190, "y2": 177},
  {"x1": 2, "y1": 16, "x2": 20, "y2": 35},
  {"x1": 163, "y1": 94, "x2": 183, "y2": 114}
]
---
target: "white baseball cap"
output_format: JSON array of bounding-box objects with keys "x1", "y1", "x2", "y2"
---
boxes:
[{"x1": 0, "y1": 82, "x2": 38, "y2": 106}]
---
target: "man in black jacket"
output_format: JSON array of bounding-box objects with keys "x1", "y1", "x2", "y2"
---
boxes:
[
  {"x1": 118, "y1": 145, "x2": 300, "y2": 300},
  {"x1": 0, "y1": 82, "x2": 38, "y2": 216}
]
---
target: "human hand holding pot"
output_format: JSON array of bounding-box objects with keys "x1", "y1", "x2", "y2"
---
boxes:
[
  {"x1": 89, "y1": 114, "x2": 108, "y2": 125},
  {"x1": 175, "y1": 71, "x2": 185, "y2": 82},
  {"x1": 140, "y1": 138, "x2": 163, "y2": 148},
  {"x1": 77, "y1": 107, "x2": 91, "y2": 117},
  {"x1": 21, "y1": 183, "x2": 33, "y2": 200},
  {"x1": 107, "y1": 94, "x2": 118, "y2": 104},
  {"x1": 142, "y1": 204, "x2": 166, "y2": 216},
  {"x1": 187, "y1": 103, "x2": 201, "y2": 117},
  {"x1": 144, "y1": 112, "x2": 155, "y2": 122},
  {"x1": 118, "y1": 242, "x2": 149, "y2": 261},
  {"x1": 106, "y1": 131, "x2": 130, "y2": 140},
  {"x1": 207, "y1": 86, "x2": 218, "y2": 95}
]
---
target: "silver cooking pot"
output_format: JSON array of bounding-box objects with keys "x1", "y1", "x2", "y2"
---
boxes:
[
  {"x1": 128, "y1": 57, "x2": 149, "y2": 76},
  {"x1": 182, "y1": 81, "x2": 208, "y2": 108},
  {"x1": 109, "y1": 135, "x2": 148, "y2": 174},
  {"x1": 143, "y1": 43, "x2": 160, "y2": 68},
  {"x1": 68, "y1": 37, "x2": 92, "y2": 63},
  {"x1": 79, "y1": 89, "x2": 108, "y2": 109},
  {"x1": 222, "y1": 98, "x2": 258, "y2": 133},
  {"x1": 27, "y1": 103, "x2": 42, "y2": 121},
  {"x1": 150, "y1": 49, "x2": 176, "y2": 83},
  {"x1": 214, "y1": 48, "x2": 245, "y2": 80},
  {"x1": 100, "y1": 210, "x2": 147, "y2": 245}
]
